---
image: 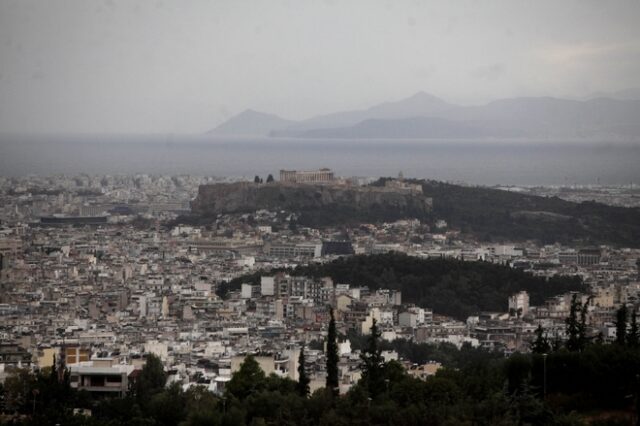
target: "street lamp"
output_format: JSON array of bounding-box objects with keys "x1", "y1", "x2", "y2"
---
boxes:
[{"x1": 32, "y1": 389, "x2": 39, "y2": 415}]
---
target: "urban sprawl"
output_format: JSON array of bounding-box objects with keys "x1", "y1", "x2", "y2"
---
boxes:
[{"x1": 0, "y1": 170, "x2": 639, "y2": 399}]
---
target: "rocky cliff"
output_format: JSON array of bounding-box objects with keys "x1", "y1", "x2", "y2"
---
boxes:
[{"x1": 191, "y1": 182, "x2": 432, "y2": 221}]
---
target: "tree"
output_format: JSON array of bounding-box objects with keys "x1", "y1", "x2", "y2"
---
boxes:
[
  {"x1": 3, "y1": 368, "x2": 34, "y2": 413},
  {"x1": 148, "y1": 382, "x2": 187, "y2": 426},
  {"x1": 226, "y1": 355, "x2": 266, "y2": 400},
  {"x1": 565, "y1": 294, "x2": 588, "y2": 352},
  {"x1": 326, "y1": 308, "x2": 339, "y2": 395},
  {"x1": 551, "y1": 330, "x2": 562, "y2": 352},
  {"x1": 260, "y1": 253, "x2": 584, "y2": 321},
  {"x1": 135, "y1": 353, "x2": 167, "y2": 404},
  {"x1": 266, "y1": 174, "x2": 274, "y2": 183},
  {"x1": 254, "y1": 175, "x2": 261, "y2": 184},
  {"x1": 578, "y1": 296, "x2": 591, "y2": 350},
  {"x1": 505, "y1": 353, "x2": 532, "y2": 394},
  {"x1": 359, "y1": 318, "x2": 386, "y2": 398},
  {"x1": 565, "y1": 294, "x2": 580, "y2": 352},
  {"x1": 507, "y1": 384, "x2": 553, "y2": 424},
  {"x1": 182, "y1": 385, "x2": 220, "y2": 426},
  {"x1": 530, "y1": 324, "x2": 550, "y2": 354},
  {"x1": 628, "y1": 308, "x2": 639, "y2": 348},
  {"x1": 296, "y1": 345, "x2": 310, "y2": 397},
  {"x1": 615, "y1": 304, "x2": 628, "y2": 346},
  {"x1": 32, "y1": 359, "x2": 74, "y2": 424}
]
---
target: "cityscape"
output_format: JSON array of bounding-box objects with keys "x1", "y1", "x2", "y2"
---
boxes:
[
  {"x1": 2, "y1": 1, "x2": 640, "y2": 425},
  {"x1": 1, "y1": 169, "x2": 640, "y2": 424}
]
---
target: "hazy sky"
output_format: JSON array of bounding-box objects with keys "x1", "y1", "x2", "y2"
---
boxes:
[{"x1": 1, "y1": 0, "x2": 640, "y2": 134}]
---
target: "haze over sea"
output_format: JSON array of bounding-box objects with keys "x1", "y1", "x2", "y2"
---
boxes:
[{"x1": 1, "y1": 134, "x2": 640, "y2": 186}]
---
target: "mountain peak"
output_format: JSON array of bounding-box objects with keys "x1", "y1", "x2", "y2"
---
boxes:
[
  {"x1": 407, "y1": 91, "x2": 446, "y2": 102},
  {"x1": 208, "y1": 109, "x2": 293, "y2": 136},
  {"x1": 586, "y1": 88, "x2": 640, "y2": 101},
  {"x1": 364, "y1": 90, "x2": 453, "y2": 117},
  {"x1": 237, "y1": 108, "x2": 271, "y2": 117}
]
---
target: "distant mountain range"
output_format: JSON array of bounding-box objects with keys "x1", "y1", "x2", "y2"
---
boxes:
[
  {"x1": 584, "y1": 87, "x2": 640, "y2": 101},
  {"x1": 208, "y1": 109, "x2": 295, "y2": 136},
  {"x1": 208, "y1": 90, "x2": 640, "y2": 140}
]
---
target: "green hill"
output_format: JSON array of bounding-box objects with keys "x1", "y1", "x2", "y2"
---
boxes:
[
  {"x1": 419, "y1": 179, "x2": 640, "y2": 247},
  {"x1": 227, "y1": 253, "x2": 584, "y2": 319}
]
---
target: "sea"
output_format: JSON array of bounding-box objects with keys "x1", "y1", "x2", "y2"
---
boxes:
[{"x1": 1, "y1": 134, "x2": 640, "y2": 186}]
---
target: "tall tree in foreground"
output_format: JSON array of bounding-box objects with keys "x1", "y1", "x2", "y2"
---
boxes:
[
  {"x1": 325, "y1": 308, "x2": 339, "y2": 395},
  {"x1": 297, "y1": 345, "x2": 310, "y2": 397},
  {"x1": 226, "y1": 355, "x2": 266, "y2": 400},
  {"x1": 628, "y1": 308, "x2": 639, "y2": 348},
  {"x1": 565, "y1": 294, "x2": 589, "y2": 352},
  {"x1": 135, "y1": 353, "x2": 167, "y2": 405},
  {"x1": 530, "y1": 324, "x2": 551, "y2": 354},
  {"x1": 360, "y1": 318, "x2": 386, "y2": 398},
  {"x1": 578, "y1": 296, "x2": 591, "y2": 350},
  {"x1": 615, "y1": 304, "x2": 628, "y2": 346},
  {"x1": 565, "y1": 294, "x2": 581, "y2": 351}
]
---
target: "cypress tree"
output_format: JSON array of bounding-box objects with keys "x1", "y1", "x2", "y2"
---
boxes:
[
  {"x1": 297, "y1": 345, "x2": 310, "y2": 397},
  {"x1": 578, "y1": 296, "x2": 591, "y2": 350},
  {"x1": 360, "y1": 318, "x2": 385, "y2": 398},
  {"x1": 325, "y1": 308, "x2": 339, "y2": 395},
  {"x1": 565, "y1": 294, "x2": 581, "y2": 351},
  {"x1": 629, "y1": 309, "x2": 639, "y2": 348},
  {"x1": 615, "y1": 305, "x2": 628, "y2": 346}
]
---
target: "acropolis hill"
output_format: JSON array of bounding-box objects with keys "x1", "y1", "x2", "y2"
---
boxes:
[{"x1": 190, "y1": 179, "x2": 432, "y2": 218}]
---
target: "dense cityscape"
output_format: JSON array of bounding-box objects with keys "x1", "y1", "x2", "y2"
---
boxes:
[{"x1": 1, "y1": 170, "x2": 639, "y2": 424}]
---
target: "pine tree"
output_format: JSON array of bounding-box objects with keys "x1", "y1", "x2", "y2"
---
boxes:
[
  {"x1": 615, "y1": 305, "x2": 628, "y2": 345},
  {"x1": 360, "y1": 318, "x2": 386, "y2": 398},
  {"x1": 325, "y1": 308, "x2": 339, "y2": 395},
  {"x1": 226, "y1": 355, "x2": 266, "y2": 400},
  {"x1": 530, "y1": 324, "x2": 551, "y2": 354},
  {"x1": 297, "y1": 345, "x2": 310, "y2": 397},
  {"x1": 628, "y1": 308, "x2": 639, "y2": 348},
  {"x1": 266, "y1": 174, "x2": 274, "y2": 183}
]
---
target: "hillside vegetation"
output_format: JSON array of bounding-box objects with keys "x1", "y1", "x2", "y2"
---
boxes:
[
  {"x1": 7, "y1": 343, "x2": 640, "y2": 425},
  {"x1": 227, "y1": 253, "x2": 584, "y2": 319},
  {"x1": 420, "y1": 179, "x2": 640, "y2": 247}
]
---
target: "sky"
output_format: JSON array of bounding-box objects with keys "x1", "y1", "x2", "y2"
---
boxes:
[{"x1": 1, "y1": 0, "x2": 639, "y2": 134}]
